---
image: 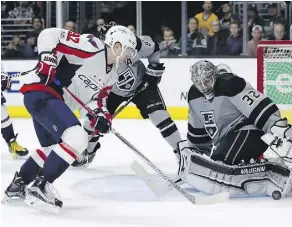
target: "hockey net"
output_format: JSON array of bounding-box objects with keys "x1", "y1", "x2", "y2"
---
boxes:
[{"x1": 257, "y1": 40, "x2": 292, "y2": 163}]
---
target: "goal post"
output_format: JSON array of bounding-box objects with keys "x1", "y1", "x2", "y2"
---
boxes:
[{"x1": 257, "y1": 40, "x2": 292, "y2": 122}]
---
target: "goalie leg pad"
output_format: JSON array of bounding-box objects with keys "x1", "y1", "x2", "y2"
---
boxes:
[{"x1": 185, "y1": 152, "x2": 292, "y2": 198}]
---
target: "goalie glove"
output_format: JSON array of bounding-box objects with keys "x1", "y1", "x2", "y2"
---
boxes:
[
  {"x1": 87, "y1": 108, "x2": 112, "y2": 134},
  {"x1": 270, "y1": 118, "x2": 292, "y2": 141},
  {"x1": 36, "y1": 52, "x2": 58, "y2": 84},
  {"x1": 177, "y1": 140, "x2": 192, "y2": 180},
  {"x1": 144, "y1": 63, "x2": 165, "y2": 86}
]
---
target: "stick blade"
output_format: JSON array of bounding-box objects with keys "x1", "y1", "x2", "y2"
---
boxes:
[{"x1": 193, "y1": 192, "x2": 230, "y2": 205}]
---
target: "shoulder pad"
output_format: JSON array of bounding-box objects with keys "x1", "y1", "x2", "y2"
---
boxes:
[
  {"x1": 188, "y1": 85, "x2": 204, "y2": 102},
  {"x1": 216, "y1": 73, "x2": 246, "y2": 97}
]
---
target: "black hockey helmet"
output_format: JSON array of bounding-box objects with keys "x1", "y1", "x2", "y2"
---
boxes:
[{"x1": 99, "y1": 21, "x2": 117, "y2": 41}]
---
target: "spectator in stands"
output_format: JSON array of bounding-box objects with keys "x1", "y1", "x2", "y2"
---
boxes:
[
  {"x1": 177, "y1": 18, "x2": 206, "y2": 56},
  {"x1": 26, "y1": 16, "x2": 43, "y2": 57},
  {"x1": 155, "y1": 25, "x2": 171, "y2": 43},
  {"x1": 227, "y1": 21, "x2": 242, "y2": 56},
  {"x1": 270, "y1": 23, "x2": 288, "y2": 41},
  {"x1": 219, "y1": 2, "x2": 240, "y2": 31},
  {"x1": 8, "y1": 1, "x2": 34, "y2": 24},
  {"x1": 195, "y1": 1, "x2": 218, "y2": 36},
  {"x1": 264, "y1": 3, "x2": 286, "y2": 40},
  {"x1": 82, "y1": 18, "x2": 106, "y2": 37},
  {"x1": 206, "y1": 20, "x2": 229, "y2": 55},
  {"x1": 64, "y1": 21, "x2": 76, "y2": 32},
  {"x1": 159, "y1": 28, "x2": 177, "y2": 57},
  {"x1": 127, "y1": 25, "x2": 136, "y2": 35},
  {"x1": 3, "y1": 35, "x2": 33, "y2": 59},
  {"x1": 247, "y1": 25, "x2": 263, "y2": 57},
  {"x1": 33, "y1": 1, "x2": 46, "y2": 20},
  {"x1": 247, "y1": 5, "x2": 265, "y2": 40}
]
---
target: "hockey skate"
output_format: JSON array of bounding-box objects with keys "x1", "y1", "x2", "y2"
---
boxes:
[
  {"x1": 71, "y1": 149, "x2": 96, "y2": 168},
  {"x1": 7, "y1": 134, "x2": 29, "y2": 159},
  {"x1": 24, "y1": 176, "x2": 63, "y2": 214},
  {"x1": 2, "y1": 171, "x2": 27, "y2": 203}
]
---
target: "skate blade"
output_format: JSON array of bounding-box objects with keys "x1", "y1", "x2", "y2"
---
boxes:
[
  {"x1": 1, "y1": 191, "x2": 25, "y2": 203},
  {"x1": 24, "y1": 190, "x2": 60, "y2": 214}
]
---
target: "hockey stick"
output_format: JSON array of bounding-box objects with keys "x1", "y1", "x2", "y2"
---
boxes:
[
  {"x1": 131, "y1": 160, "x2": 184, "y2": 197},
  {"x1": 112, "y1": 82, "x2": 148, "y2": 118},
  {"x1": 60, "y1": 82, "x2": 229, "y2": 205},
  {"x1": 109, "y1": 128, "x2": 229, "y2": 205},
  {"x1": 1, "y1": 68, "x2": 36, "y2": 80}
]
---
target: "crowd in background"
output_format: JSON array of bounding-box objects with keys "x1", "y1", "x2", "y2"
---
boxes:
[{"x1": 1, "y1": 1, "x2": 291, "y2": 59}]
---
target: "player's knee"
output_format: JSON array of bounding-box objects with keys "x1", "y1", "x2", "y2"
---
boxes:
[{"x1": 61, "y1": 125, "x2": 88, "y2": 153}]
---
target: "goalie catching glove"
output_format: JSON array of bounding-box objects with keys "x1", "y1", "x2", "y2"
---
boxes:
[
  {"x1": 36, "y1": 52, "x2": 58, "y2": 84},
  {"x1": 87, "y1": 108, "x2": 112, "y2": 134},
  {"x1": 144, "y1": 63, "x2": 165, "y2": 86}
]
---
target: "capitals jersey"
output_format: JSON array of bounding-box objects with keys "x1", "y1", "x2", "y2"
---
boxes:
[
  {"x1": 110, "y1": 35, "x2": 160, "y2": 97},
  {"x1": 187, "y1": 73, "x2": 281, "y2": 151},
  {"x1": 20, "y1": 28, "x2": 118, "y2": 112}
]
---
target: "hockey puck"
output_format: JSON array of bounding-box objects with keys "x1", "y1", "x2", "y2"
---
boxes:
[{"x1": 272, "y1": 191, "x2": 282, "y2": 200}]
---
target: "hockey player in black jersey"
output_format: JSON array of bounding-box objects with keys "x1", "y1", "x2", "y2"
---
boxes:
[
  {"x1": 138, "y1": 60, "x2": 292, "y2": 199},
  {"x1": 72, "y1": 24, "x2": 182, "y2": 167},
  {"x1": 174, "y1": 60, "x2": 292, "y2": 199}
]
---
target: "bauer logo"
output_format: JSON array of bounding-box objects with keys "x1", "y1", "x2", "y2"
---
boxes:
[
  {"x1": 240, "y1": 166, "x2": 266, "y2": 175},
  {"x1": 200, "y1": 111, "x2": 218, "y2": 139}
]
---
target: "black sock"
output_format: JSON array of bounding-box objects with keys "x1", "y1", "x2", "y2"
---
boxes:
[
  {"x1": 43, "y1": 151, "x2": 69, "y2": 183},
  {"x1": 1, "y1": 123, "x2": 15, "y2": 142},
  {"x1": 19, "y1": 157, "x2": 41, "y2": 184}
]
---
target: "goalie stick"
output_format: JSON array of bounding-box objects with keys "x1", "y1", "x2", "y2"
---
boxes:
[{"x1": 55, "y1": 79, "x2": 229, "y2": 205}]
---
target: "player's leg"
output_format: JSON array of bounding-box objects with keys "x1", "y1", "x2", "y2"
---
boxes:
[
  {"x1": 72, "y1": 92, "x2": 126, "y2": 167},
  {"x1": 1, "y1": 92, "x2": 28, "y2": 158},
  {"x1": 211, "y1": 129, "x2": 268, "y2": 165},
  {"x1": 133, "y1": 85, "x2": 182, "y2": 159},
  {"x1": 4, "y1": 119, "x2": 56, "y2": 201},
  {"x1": 7, "y1": 91, "x2": 86, "y2": 209}
]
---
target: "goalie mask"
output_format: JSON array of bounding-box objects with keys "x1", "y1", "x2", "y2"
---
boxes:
[{"x1": 190, "y1": 60, "x2": 219, "y2": 100}]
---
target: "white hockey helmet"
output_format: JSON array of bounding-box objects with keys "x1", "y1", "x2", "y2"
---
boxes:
[{"x1": 104, "y1": 25, "x2": 137, "y2": 64}]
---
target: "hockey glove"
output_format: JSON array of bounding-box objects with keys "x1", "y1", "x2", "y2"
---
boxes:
[
  {"x1": 144, "y1": 63, "x2": 165, "y2": 86},
  {"x1": 87, "y1": 108, "x2": 112, "y2": 134},
  {"x1": 177, "y1": 140, "x2": 192, "y2": 180},
  {"x1": 36, "y1": 53, "x2": 57, "y2": 84},
  {"x1": 1, "y1": 71, "x2": 11, "y2": 91},
  {"x1": 270, "y1": 118, "x2": 292, "y2": 141}
]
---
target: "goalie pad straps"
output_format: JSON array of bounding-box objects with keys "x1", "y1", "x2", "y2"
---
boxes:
[{"x1": 185, "y1": 151, "x2": 292, "y2": 198}]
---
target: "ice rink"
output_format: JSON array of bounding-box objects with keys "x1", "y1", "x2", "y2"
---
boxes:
[{"x1": 1, "y1": 119, "x2": 292, "y2": 227}]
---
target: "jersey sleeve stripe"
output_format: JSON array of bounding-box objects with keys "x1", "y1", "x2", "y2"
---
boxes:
[
  {"x1": 188, "y1": 123, "x2": 209, "y2": 136},
  {"x1": 255, "y1": 104, "x2": 279, "y2": 130},
  {"x1": 53, "y1": 43, "x2": 100, "y2": 59},
  {"x1": 187, "y1": 132, "x2": 211, "y2": 144},
  {"x1": 249, "y1": 97, "x2": 272, "y2": 123}
]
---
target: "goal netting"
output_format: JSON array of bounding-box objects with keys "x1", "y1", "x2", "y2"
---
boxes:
[
  {"x1": 257, "y1": 40, "x2": 292, "y2": 112},
  {"x1": 257, "y1": 40, "x2": 292, "y2": 163}
]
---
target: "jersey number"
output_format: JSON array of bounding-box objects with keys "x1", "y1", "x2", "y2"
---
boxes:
[
  {"x1": 242, "y1": 90, "x2": 260, "y2": 106},
  {"x1": 66, "y1": 31, "x2": 80, "y2": 43}
]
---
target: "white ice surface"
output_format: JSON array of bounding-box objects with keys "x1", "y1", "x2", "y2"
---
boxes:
[{"x1": 1, "y1": 119, "x2": 292, "y2": 227}]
